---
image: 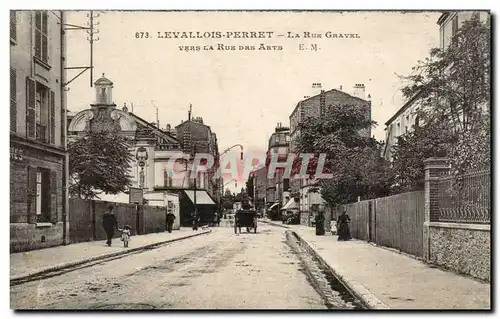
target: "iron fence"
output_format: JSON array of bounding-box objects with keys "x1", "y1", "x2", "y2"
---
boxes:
[{"x1": 436, "y1": 167, "x2": 490, "y2": 224}]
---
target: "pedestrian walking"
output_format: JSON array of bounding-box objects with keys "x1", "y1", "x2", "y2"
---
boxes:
[
  {"x1": 166, "y1": 211, "x2": 176, "y2": 233},
  {"x1": 119, "y1": 225, "x2": 132, "y2": 248},
  {"x1": 102, "y1": 205, "x2": 119, "y2": 247},
  {"x1": 337, "y1": 211, "x2": 351, "y2": 241},
  {"x1": 315, "y1": 211, "x2": 325, "y2": 236}
]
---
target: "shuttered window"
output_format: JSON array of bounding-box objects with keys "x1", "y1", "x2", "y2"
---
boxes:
[
  {"x1": 10, "y1": 68, "x2": 16, "y2": 132},
  {"x1": 50, "y1": 90, "x2": 55, "y2": 144},
  {"x1": 26, "y1": 77, "x2": 36, "y2": 138},
  {"x1": 50, "y1": 170, "x2": 58, "y2": 223},
  {"x1": 10, "y1": 11, "x2": 16, "y2": 41},
  {"x1": 27, "y1": 166, "x2": 38, "y2": 223},
  {"x1": 34, "y1": 11, "x2": 49, "y2": 63}
]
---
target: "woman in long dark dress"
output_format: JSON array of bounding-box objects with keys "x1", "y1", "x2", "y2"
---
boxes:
[
  {"x1": 315, "y1": 212, "x2": 325, "y2": 235},
  {"x1": 337, "y1": 211, "x2": 351, "y2": 241}
]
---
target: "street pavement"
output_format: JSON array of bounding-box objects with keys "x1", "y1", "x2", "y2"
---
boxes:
[
  {"x1": 10, "y1": 228, "x2": 208, "y2": 280},
  {"x1": 262, "y1": 220, "x2": 491, "y2": 309},
  {"x1": 10, "y1": 225, "x2": 331, "y2": 309}
]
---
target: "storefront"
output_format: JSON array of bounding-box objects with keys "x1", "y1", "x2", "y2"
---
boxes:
[{"x1": 10, "y1": 138, "x2": 65, "y2": 252}]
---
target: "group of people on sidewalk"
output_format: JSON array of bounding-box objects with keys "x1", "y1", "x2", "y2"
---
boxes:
[
  {"x1": 102, "y1": 205, "x2": 177, "y2": 248},
  {"x1": 314, "y1": 210, "x2": 351, "y2": 241}
]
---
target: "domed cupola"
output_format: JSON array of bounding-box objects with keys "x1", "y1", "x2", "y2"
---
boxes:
[{"x1": 94, "y1": 73, "x2": 115, "y2": 106}]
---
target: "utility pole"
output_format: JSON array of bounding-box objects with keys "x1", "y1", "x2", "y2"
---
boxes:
[{"x1": 192, "y1": 144, "x2": 198, "y2": 231}]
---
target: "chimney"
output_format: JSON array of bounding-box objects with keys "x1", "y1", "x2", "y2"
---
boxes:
[
  {"x1": 352, "y1": 84, "x2": 366, "y2": 100},
  {"x1": 339, "y1": 85, "x2": 343, "y2": 91},
  {"x1": 166, "y1": 124, "x2": 171, "y2": 131},
  {"x1": 122, "y1": 102, "x2": 128, "y2": 112}
]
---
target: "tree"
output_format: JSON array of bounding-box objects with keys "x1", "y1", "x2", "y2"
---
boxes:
[
  {"x1": 293, "y1": 104, "x2": 394, "y2": 206},
  {"x1": 391, "y1": 124, "x2": 448, "y2": 192},
  {"x1": 222, "y1": 188, "x2": 234, "y2": 210},
  {"x1": 69, "y1": 130, "x2": 133, "y2": 199},
  {"x1": 400, "y1": 15, "x2": 490, "y2": 176},
  {"x1": 223, "y1": 188, "x2": 234, "y2": 201}
]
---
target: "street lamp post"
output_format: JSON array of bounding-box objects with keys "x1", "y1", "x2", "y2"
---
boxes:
[{"x1": 220, "y1": 144, "x2": 244, "y2": 159}]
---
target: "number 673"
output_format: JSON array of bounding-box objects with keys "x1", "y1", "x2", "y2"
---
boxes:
[{"x1": 135, "y1": 32, "x2": 150, "y2": 39}]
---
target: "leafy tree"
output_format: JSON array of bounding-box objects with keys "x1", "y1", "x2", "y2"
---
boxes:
[
  {"x1": 222, "y1": 188, "x2": 235, "y2": 210},
  {"x1": 69, "y1": 130, "x2": 133, "y2": 199},
  {"x1": 391, "y1": 124, "x2": 448, "y2": 192},
  {"x1": 399, "y1": 15, "x2": 490, "y2": 176},
  {"x1": 223, "y1": 188, "x2": 234, "y2": 201},
  {"x1": 293, "y1": 104, "x2": 394, "y2": 206}
]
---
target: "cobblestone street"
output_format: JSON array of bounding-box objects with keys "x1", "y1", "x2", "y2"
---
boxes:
[{"x1": 10, "y1": 225, "x2": 352, "y2": 310}]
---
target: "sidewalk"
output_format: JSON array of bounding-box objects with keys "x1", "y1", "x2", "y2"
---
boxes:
[
  {"x1": 262, "y1": 220, "x2": 490, "y2": 309},
  {"x1": 10, "y1": 228, "x2": 210, "y2": 281}
]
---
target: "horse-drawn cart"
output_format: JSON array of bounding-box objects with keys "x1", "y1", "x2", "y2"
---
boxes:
[{"x1": 234, "y1": 210, "x2": 257, "y2": 234}]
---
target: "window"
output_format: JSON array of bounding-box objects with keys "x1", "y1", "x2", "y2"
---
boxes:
[
  {"x1": 164, "y1": 170, "x2": 173, "y2": 187},
  {"x1": 100, "y1": 87, "x2": 107, "y2": 103},
  {"x1": 35, "y1": 84, "x2": 49, "y2": 142},
  {"x1": 34, "y1": 11, "x2": 48, "y2": 63},
  {"x1": 452, "y1": 15, "x2": 459, "y2": 37},
  {"x1": 10, "y1": 11, "x2": 16, "y2": 42},
  {"x1": 10, "y1": 68, "x2": 16, "y2": 132},
  {"x1": 35, "y1": 169, "x2": 51, "y2": 222}
]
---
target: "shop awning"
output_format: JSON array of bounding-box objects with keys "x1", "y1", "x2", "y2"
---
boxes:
[
  {"x1": 184, "y1": 190, "x2": 216, "y2": 205},
  {"x1": 281, "y1": 198, "x2": 299, "y2": 210},
  {"x1": 269, "y1": 202, "x2": 279, "y2": 210}
]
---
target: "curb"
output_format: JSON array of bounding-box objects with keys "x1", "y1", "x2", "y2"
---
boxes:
[
  {"x1": 368, "y1": 242, "x2": 425, "y2": 262},
  {"x1": 10, "y1": 230, "x2": 211, "y2": 285},
  {"x1": 291, "y1": 230, "x2": 390, "y2": 310},
  {"x1": 259, "y1": 219, "x2": 290, "y2": 229}
]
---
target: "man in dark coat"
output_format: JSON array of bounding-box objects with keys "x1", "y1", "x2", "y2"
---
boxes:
[
  {"x1": 166, "y1": 211, "x2": 176, "y2": 233},
  {"x1": 102, "y1": 205, "x2": 119, "y2": 246}
]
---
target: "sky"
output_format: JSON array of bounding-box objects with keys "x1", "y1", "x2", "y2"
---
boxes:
[{"x1": 64, "y1": 11, "x2": 441, "y2": 193}]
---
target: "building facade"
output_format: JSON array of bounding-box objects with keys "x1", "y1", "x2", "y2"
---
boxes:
[
  {"x1": 383, "y1": 11, "x2": 489, "y2": 162},
  {"x1": 10, "y1": 10, "x2": 69, "y2": 252},
  {"x1": 68, "y1": 75, "x2": 183, "y2": 228},
  {"x1": 265, "y1": 123, "x2": 291, "y2": 219},
  {"x1": 438, "y1": 11, "x2": 489, "y2": 51},
  {"x1": 174, "y1": 116, "x2": 222, "y2": 205},
  {"x1": 383, "y1": 94, "x2": 422, "y2": 162},
  {"x1": 288, "y1": 85, "x2": 372, "y2": 219}
]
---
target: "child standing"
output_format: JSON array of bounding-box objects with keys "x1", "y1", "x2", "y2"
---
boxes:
[
  {"x1": 330, "y1": 218, "x2": 338, "y2": 236},
  {"x1": 119, "y1": 225, "x2": 132, "y2": 248}
]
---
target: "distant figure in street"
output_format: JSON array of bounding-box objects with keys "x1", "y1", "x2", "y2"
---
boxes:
[
  {"x1": 337, "y1": 211, "x2": 351, "y2": 241},
  {"x1": 315, "y1": 212, "x2": 325, "y2": 236},
  {"x1": 166, "y1": 211, "x2": 176, "y2": 233},
  {"x1": 102, "y1": 205, "x2": 119, "y2": 247},
  {"x1": 119, "y1": 225, "x2": 132, "y2": 248},
  {"x1": 192, "y1": 213, "x2": 199, "y2": 231},
  {"x1": 330, "y1": 218, "x2": 338, "y2": 236}
]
